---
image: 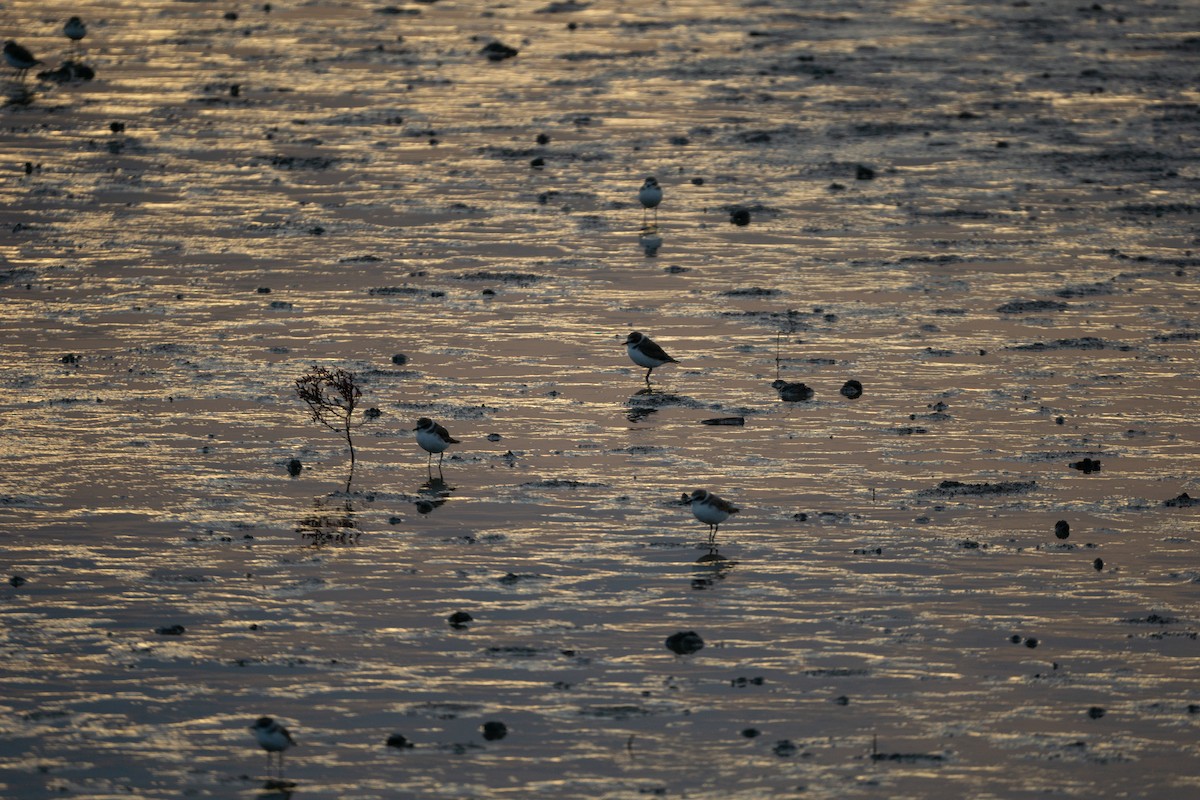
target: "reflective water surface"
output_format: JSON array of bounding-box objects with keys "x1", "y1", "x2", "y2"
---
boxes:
[{"x1": 2, "y1": 1, "x2": 1199, "y2": 797}]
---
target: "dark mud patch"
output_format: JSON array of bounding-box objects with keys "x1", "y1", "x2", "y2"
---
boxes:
[
  {"x1": 1010, "y1": 337, "x2": 1132, "y2": 351},
  {"x1": 919, "y1": 480, "x2": 1038, "y2": 498},
  {"x1": 996, "y1": 300, "x2": 1069, "y2": 314}
]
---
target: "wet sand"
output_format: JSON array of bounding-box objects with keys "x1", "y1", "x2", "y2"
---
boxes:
[{"x1": 2, "y1": 1, "x2": 1199, "y2": 797}]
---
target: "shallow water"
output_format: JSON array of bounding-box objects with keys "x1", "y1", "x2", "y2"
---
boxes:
[{"x1": 2, "y1": 1, "x2": 1199, "y2": 797}]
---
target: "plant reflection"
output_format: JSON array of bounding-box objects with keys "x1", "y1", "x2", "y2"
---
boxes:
[
  {"x1": 691, "y1": 548, "x2": 736, "y2": 590},
  {"x1": 415, "y1": 475, "x2": 454, "y2": 515},
  {"x1": 296, "y1": 496, "x2": 359, "y2": 546}
]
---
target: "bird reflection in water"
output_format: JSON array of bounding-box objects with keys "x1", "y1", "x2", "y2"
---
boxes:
[
  {"x1": 296, "y1": 496, "x2": 359, "y2": 546},
  {"x1": 638, "y1": 229, "x2": 663, "y2": 257},
  {"x1": 692, "y1": 547, "x2": 736, "y2": 590},
  {"x1": 415, "y1": 475, "x2": 454, "y2": 514}
]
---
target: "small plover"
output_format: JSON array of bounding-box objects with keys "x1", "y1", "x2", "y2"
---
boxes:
[
  {"x1": 686, "y1": 489, "x2": 739, "y2": 544},
  {"x1": 414, "y1": 417, "x2": 460, "y2": 468},
  {"x1": 624, "y1": 331, "x2": 678, "y2": 385},
  {"x1": 63, "y1": 17, "x2": 87, "y2": 52},
  {"x1": 249, "y1": 716, "x2": 296, "y2": 777},
  {"x1": 4, "y1": 41, "x2": 41, "y2": 81},
  {"x1": 638, "y1": 176, "x2": 662, "y2": 228}
]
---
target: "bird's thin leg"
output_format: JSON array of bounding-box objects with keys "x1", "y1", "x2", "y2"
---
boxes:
[{"x1": 644, "y1": 367, "x2": 652, "y2": 385}]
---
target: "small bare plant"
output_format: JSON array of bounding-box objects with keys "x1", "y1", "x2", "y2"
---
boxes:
[{"x1": 294, "y1": 366, "x2": 372, "y2": 492}]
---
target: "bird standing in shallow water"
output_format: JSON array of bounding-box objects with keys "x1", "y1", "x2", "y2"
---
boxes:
[
  {"x1": 624, "y1": 331, "x2": 678, "y2": 387},
  {"x1": 638, "y1": 176, "x2": 662, "y2": 229},
  {"x1": 4, "y1": 41, "x2": 41, "y2": 82},
  {"x1": 687, "y1": 489, "x2": 739, "y2": 544},
  {"x1": 414, "y1": 417, "x2": 460, "y2": 470},
  {"x1": 249, "y1": 716, "x2": 296, "y2": 778},
  {"x1": 63, "y1": 17, "x2": 87, "y2": 54}
]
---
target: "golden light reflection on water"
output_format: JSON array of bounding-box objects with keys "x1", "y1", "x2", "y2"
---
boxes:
[{"x1": 2, "y1": 0, "x2": 1200, "y2": 797}]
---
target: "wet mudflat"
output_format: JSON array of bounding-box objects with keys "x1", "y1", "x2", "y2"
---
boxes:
[{"x1": 1, "y1": 1, "x2": 1199, "y2": 797}]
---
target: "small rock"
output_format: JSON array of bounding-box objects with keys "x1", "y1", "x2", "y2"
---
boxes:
[
  {"x1": 391, "y1": 353, "x2": 408, "y2": 366},
  {"x1": 1054, "y1": 520, "x2": 1070, "y2": 539},
  {"x1": 1010, "y1": 634, "x2": 1022, "y2": 644},
  {"x1": 110, "y1": 121, "x2": 125, "y2": 133},
  {"x1": 448, "y1": 611, "x2": 473, "y2": 628},
  {"x1": 1164, "y1": 492, "x2": 1198, "y2": 508},
  {"x1": 1024, "y1": 637, "x2": 1039, "y2": 648},
  {"x1": 286, "y1": 458, "x2": 303, "y2": 477},
  {"x1": 530, "y1": 156, "x2": 545, "y2": 168},
  {"x1": 855, "y1": 164, "x2": 875, "y2": 180},
  {"x1": 364, "y1": 407, "x2": 382, "y2": 419},
  {"x1": 772, "y1": 739, "x2": 798, "y2": 757},
  {"x1": 665, "y1": 630, "x2": 704, "y2": 655},
  {"x1": 741, "y1": 728, "x2": 761, "y2": 738},
  {"x1": 700, "y1": 417, "x2": 745, "y2": 426},
  {"x1": 481, "y1": 41, "x2": 519, "y2": 61},
  {"x1": 1087, "y1": 706, "x2": 1106, "y2": 719},
  {"x1": 839, "y1": 379, "x2": 863, "y2": 399},
  {"x1": 730, "y1": 208, "x2": 751, "y2": 226},
  {"x1": 481, "y1": 721, "x2": 508, "y2": 741},
  {"x1": 9, "y1": 575, "x2": 27, "y2": 588},
  {"x1": 387, "y1": 733, "x2": 415, "y2": 749},
  {"x1": 536, "y1": 133, "x2": 550, "y2": 145},
  {"x1": 486, "y1": 433, "x2": 502, "y2": 442},
  {"x1": 1070, "y1": 458, "x2": 1102, "y2": 474},
  {"x1": 1093, "y1": 558, "x2": 1104, "y2": 571},
  {"x1": 772, "y1": 379, "x2": 813, "y2": 402},
  {"x1": 156, "y1": 624, "x2": 186, "y2": 636}
]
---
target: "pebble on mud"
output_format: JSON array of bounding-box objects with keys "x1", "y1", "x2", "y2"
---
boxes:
[
  {"x1": 1088, "y1": 706, "x2": 1106, "y2": 719},
  {"x1": 10, "y1": 575, "x2": 27, "y2": 588},
  {"x1": 481, "y1": 41, "x2": 519, "y2": 61},
  {"x1": 1071, "y1": 458, "x2": 1102, "y2": 473},
  {"x1": 840, "y1": 379, "x2": 863, "y2": 399},
  {"x1": 773, "y1": 739, "x2": 798, "y2": 757},
  {"x1": 481, "y1": 721, "x2": 508, "y2": 741},
  {"x1": 1024, "y1": 637, "x2": 1039, "y2": 648},
  {"x1": 772, "y1": 380, "x2": 814, "y2": 402},
  {"x1": 387, "y1": 733, "x2": 415, "y2": 749},
  {"x1": 155, "y1": 624, "x2": 186, "y2": 636},
  {"x1": 286, "y1": 458, "x2": 302, "y2": 477},
  {"x1": 1055, "y1": 520, "x2": 1070, "y2": 539},
  {"x1": 448, "y1": 611, "x2": 473, "y2": 628},
  {"x1": 391, "y1": 353, "x2": 408, "y2": 365},
  {"x1": 700, "y1": 417, "x2": 745, "y2": 426},
  {"x1": 855, "y1": 164, "x2": 875, "y2": 180},
  {"x1": 741, "y1": 728, "x2": 761, "y2": 738},
  {"x1": 1093, "y1": 558, "x2": 1104, "y2": 571},
  {"x1": 730, "y1": 208, "x2": 751, "y2": 226},
  {"x1": 665, "y1": 630, "x2": 705, "y2": 655}
]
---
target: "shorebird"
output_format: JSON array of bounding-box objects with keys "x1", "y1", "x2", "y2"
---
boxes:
[
  {"x1": 686, "y1": 489, "x2": 739, "y2": 544},
  {"x1": 63, "y1": 17, "x2": 87, "y2": 54},
  {"x1": 638, "y1": 176, "x2": 662, "y2": 228},
  {"x1": 249, "y1": 716, "x2": 296, "y2": 778},
  {"x1": 4, "y1": 41, "x2": 41, "y2": 82},
  {"x1": 624, "y1": 331, "x2": 678, "y2": 386},
  {"x1": 414, "y1": 417, "x2": 460, "y2": 469}
]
